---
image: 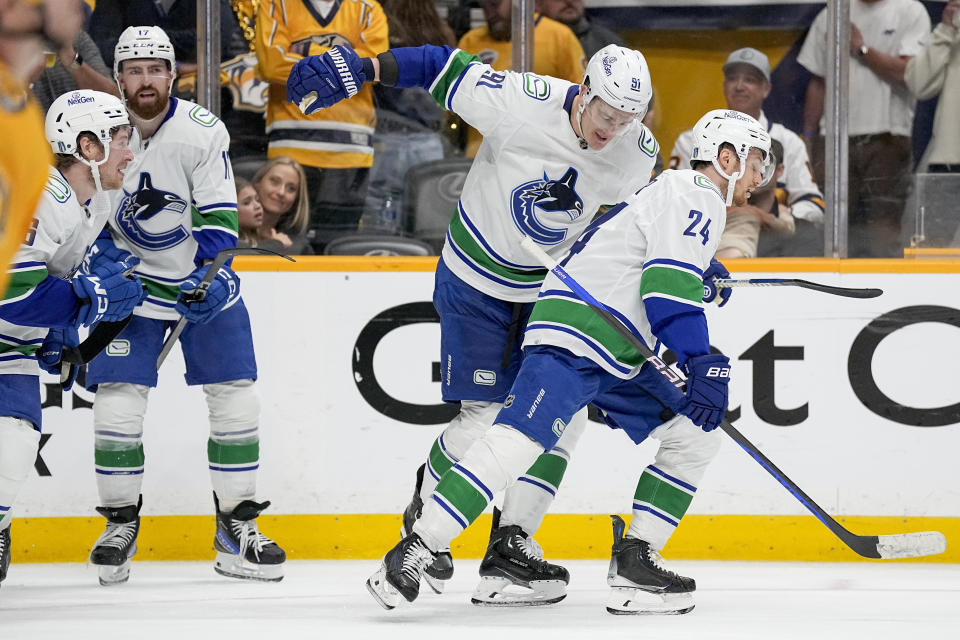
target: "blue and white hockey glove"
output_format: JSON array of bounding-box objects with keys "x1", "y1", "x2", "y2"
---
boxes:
[
  {"x1": 84, "y1": 233, "x2": 133, "y2": 274},
  {"x1": 72, "y1": 258, "x2": 146, "y2": 328},
  {"x1": 175, "y1": 264, "x2": 240, "y2": 324},
  {"x1": 702, "y1": 257, "x2": 731, "y2": 307},
  {"x1": 678, "y1": 353, "x2": 731, "y2": 432},
  {"x1": 38, "y1": 326, "x2": 81, "y2": 391},
  {"x1": 286, "y1": 45, "x2": 373, "y2": 115}
]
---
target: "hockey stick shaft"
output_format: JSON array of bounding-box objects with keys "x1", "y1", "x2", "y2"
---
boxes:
[
  {"x1": 714, "y1": 278, "x2": 882, "y2": 299},
  {"x1": 520, "y1": 237, "x2": 945, "y2": 559},
  {"x1": 156, "y1": 247, "x2": 295, "y2": 369}
]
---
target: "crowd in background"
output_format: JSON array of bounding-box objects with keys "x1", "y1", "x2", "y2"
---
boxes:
[{"x1": 22, "y1": 0, "x2": 960, "y2": 257}]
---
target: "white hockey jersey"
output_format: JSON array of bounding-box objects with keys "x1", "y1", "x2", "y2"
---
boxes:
[
  {"x1": 106, "y1": 97, "x2": 239, "y2": 320},
  {"x1": 523, "y1": 169, "x2": 725, "y2": 378},
  {"x1": 670, "y1": 112, "x2": 825, "y2": 223},
  {"x1": 427, "y1": 49, "x2": 659, "y2": 302},
  {"x1": 0, "y1": 169, "x2": 112, "y2": 375}
]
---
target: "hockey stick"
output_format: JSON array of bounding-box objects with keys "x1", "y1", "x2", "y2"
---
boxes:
[
  {"x1": 156, "y1": 247, "x2": 295, "y2": 369},
  {"x1": 521, "y1": 236, "x2": 946, "y2": 559},
  {"x1": 715, "y1": 278, "x2": 882, "y2": 299}
]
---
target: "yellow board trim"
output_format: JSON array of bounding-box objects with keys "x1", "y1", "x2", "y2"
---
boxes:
[
  {"x1": 231, "y1": 255, "x2": 960, "y2": 275},
  {"x1": 10, "y1": 514, "x2": 959, "y2": 563}
]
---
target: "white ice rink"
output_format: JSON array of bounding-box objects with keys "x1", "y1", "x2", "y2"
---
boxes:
[{"x1": 3, "y1": 559, "x2": 958, "y2": 639}]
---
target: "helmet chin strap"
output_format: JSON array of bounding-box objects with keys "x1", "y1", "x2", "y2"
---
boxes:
[
  {"x1": 75, "y1": 145, "x2": 114, "y2": 217},
  {"x1": 576, "y1": 99, "x2": 589, "y2": 150},
  {"x1": 712, "y1": 156, "x2": 746, "y2": 206}
]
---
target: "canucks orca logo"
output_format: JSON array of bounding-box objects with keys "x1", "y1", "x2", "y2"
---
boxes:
[
  {"x1": 510, "y1": 167, "x2": 584, "y2": 245},
  {"x1": 115, "y1": 173, "x2": 190, "y2": 251}
]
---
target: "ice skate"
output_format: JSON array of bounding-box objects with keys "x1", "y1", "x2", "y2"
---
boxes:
[
  {"x1": 401, "y1": 463, "x2": 453, "y2": 593},
  {"x1": 89, "y1": 496, "x2": 142, "y2": 586},
  {"x1": 366, "y1": 532, "x2": 438, "y2": 610},
  {"x1": 606, "y1": 515, "x2": 695, "y2": 615},
  {"x1": 0, "y1": 525, "x2": 11, "y2": 585},
  {"x1": 213, "y1": 493, "x2": 285, "y2": 582},
  {"x1": 471, "y1": 508, "x2": 569, "y2": 607}
]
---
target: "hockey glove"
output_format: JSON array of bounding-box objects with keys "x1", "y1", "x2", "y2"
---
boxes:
[
  {"x1": 175, "y1": 263, "x2": 240, "y2": 324},
  {"x1": 702, "y1": 258, "x2": 731, "y2": 307},
  {"x1": 286, "y1": 45, "x2": 372, "y2": 115},
  {"x1": 38, "y1": 326, "x2": 80, "y2": 391},
  {"x1": 677, "y1": 353, "x2": 731, "y2": 432},
  {"x1": 72, "y1": 258, "x2": 146, "y2": 328},
  {"x1": 83, "y1": 233, "x2": 133, "y2": 275}
]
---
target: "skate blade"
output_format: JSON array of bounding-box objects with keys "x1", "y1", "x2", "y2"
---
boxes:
[
  {"x1": 423, "y1": 571, "x2": 447, "y2": 594},
  {"x1": 471, "y1": 576, "x2": 567, "y2": 607},
  {"x1": 214, "y1": 551, "x2": 284, "y2": 582},
  {"x1": 606, "y1": 587, "x2": 694, "y2": 615},
  {"x1": 97, "y1": 561, "x2": 131, "y2": 586},
  {"x1": 366, "y1": 564, "x2": 404, "y2": 610}
]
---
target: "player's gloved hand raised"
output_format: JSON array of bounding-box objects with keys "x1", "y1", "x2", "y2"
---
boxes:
[
  {"x1": 175, "y1": 264, "x2": 240, "y2": 324},
  {"x1": 677, "y1": 353, "x2": 731, "y2": 432},
  {"x1": 702, "y1": 258, "x2": 731, "y2": 307},
  {"x1": 286, "y1": 45, "x2": 372, "y2": 115},
  {"x1": 84, "y1": 234, "x2": 133, "y2": 275},
  {"x1": 72, "y1": 258, "x2": 147, "y2": 328},
  {"x1": 38, "y1": 326, "x2": 81, "y2": 391}
]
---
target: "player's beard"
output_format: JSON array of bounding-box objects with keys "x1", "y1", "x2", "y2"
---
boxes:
[{"x1": 126, "y1": 87, "x2": 169, "y2": 121}]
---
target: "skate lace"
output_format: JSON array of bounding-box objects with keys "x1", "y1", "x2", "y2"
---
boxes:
[
  {"x1": 231, "y1": 519, "x2": 274, "y2": 561},
  {"x1": 516, "y1": 535, "x2": 545, "y2": 561},
  {"x1": 95, "y1": 521, "x2": 137, "y2": 550},
  {"x1": 401, "y1": 538, "x2": 435, "y2": 582},
  {"x1": 645, "y1": 546, "x2": 677, "y2": 576}
]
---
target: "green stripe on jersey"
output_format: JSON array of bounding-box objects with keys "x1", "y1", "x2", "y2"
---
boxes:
[
  {"x1": 528, "y1": 297, "x2": 646, "y2": 367},
  {"x1": 207, "y1": 439, "x2": 259, "y2": 465},
  {"x1": 448, "y1": 210, "x2": 547, "y2": 284},
  {"x1": 429, "y1": 437, "x2": 456, "y2": 477},
  {"x1": 2, "y1": 267, "x2": 47, "y2": 302},
  {"x1": 0, "y1": 341, "x2": 40, "y2": 357},
  {"x1": 141, "y1": 277, "x2": 181, "y2": 302},
  {"x1": 524, "y1": 451, "x2": 568, "y2": 487},
  {"x1": 634, "y1": 470, "x2": 695, "y2": 521},
  {"x1": 95, "y1": 444, "x2": 145, "y2": 469},
  {"x1": 435, "y1": 470, "x2": 489, "y2": 524},
  {"x1": 429, "y1": 50, "x2": 481, "y2": 106},
  {"x1": 191, "y1": 206, "x2": 239, "y2": 233},
  {"x1": 639, "y1": 266, "x2": 704, "y2": 304}
]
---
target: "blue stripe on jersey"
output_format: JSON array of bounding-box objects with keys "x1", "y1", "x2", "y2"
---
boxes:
[
  {"x1": 538, "y1": 288, "x2": 646, "y2": 341},
  {"x1": 0, "y1": 354, "x2": 36, "y2": 362},
  {"x1": 446, "y1": 231, "x2": 541, "y2": 290},
  {"x1": 9, "y1": 261, "x2": 46, "y2": 270},
  {"x1": 446, "y1": 62, "x2": 479, "y2": 111},
  {"x1": 197, "y1": 202, "x2": 238, "y2": 212},
  {"x1": 432, "y1": 494, "x2": 468, "y2": 529},
  {"x1": 643, "y1": 258, "x2": 703, "y2": 277},
  {"x1": 633, "y1": 503, "x2": 679, "y2": 527},
  {"x1": 0, "y1": 333, "x2": 43, "y2": 345},
  {"x1": 562, "y1": 84, "x2": 579, "y2": 115},
  {"x1": 459, "y1": 204, "x2": 542, "y2": 271},
  {"x1": 518, "y1": 475, "x2": 556, "y2": 496},
  {"x1": 649, "y1": 464, "x2": 697, "y2": 493},
  {"x1": 524, "y1": 322, "x2": 634, "y2": 375},
  {"x1": 453, "y1": 464, "x2": 493, "y2": 501}
]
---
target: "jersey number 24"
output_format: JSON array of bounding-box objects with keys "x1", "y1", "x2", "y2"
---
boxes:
[{"x1": 683, "y1": 209, "x2": 711, "y2": 246}]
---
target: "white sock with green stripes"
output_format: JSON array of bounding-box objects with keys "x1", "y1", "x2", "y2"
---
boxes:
[
  {"x1": 0, "y1": 417, "x2": 40, "y2": 526},
  {"x1": 627, "y1": 416, "x2": 721, "y2": 548},
  {"x1": 419, "y1": 400, "x2": 501, "y2": 501},
  {"x1": 204, "y1": 380, "x2": 260, "y2": 512},
  {"x1": 415, "y1": 424, "x2": 543, "y2": 552},
  {"x1": 93, "y1": 383, "x2": 149, "y2": 508}
]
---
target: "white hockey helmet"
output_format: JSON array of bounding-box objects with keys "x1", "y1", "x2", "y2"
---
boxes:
[
  {"x1": 690, "y1": 109, "x2": 772, "y2": 204},
  {"x1": 45, "y1": 89, "x2": 129, "y2": 157},
  {"x1": 582, "y1": 45, "x2": 652, "y2": 118},
  {"x1": 113, "y1": 25, "x2": 177, "y2": 78}
]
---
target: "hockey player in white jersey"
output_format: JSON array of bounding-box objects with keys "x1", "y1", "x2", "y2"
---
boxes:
[
  {"x1": 363, "y1": 109, "x2": 771, "y2": 614},
  {"x1": 83, "y1": 26, "x2": 285, "y2": 586},
  {"x1": 288, "y1": 43, "x2": 666, "y2": 601},
  {"x1": 0, "y1": 89, "x2": 143, "y2": 585}
]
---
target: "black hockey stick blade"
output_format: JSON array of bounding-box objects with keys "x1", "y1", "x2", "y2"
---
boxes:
[
  {"x1": 714, "y1": 278, "x2": 883, "y2": 299},
  {"x1": 155, "y1": 246, "x2": 295, "y2": 369},
  {"x1": 61, "y1": 316, "x2": 133, "y2": 365},
  {"x1": 520, "y1": 237, "x2": 945, "y2": 559}
]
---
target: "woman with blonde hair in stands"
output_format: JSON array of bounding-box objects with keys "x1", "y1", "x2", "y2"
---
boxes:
[{"x1": 251, "y1": 156, "x2": 313, "y2": 255}]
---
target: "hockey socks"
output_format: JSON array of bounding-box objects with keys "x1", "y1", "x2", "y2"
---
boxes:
[{"x1": 0, "y1": 417, "x2": 41, "y2": 527}]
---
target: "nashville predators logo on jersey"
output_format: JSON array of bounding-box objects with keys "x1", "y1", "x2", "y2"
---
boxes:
[
  {"x1": 510, "y1": 167, "x2": 584, "y2": 245},
  {"x1": 115, "y1": 173, "x2": 190, "y2": 251},
  {"x1": 222, "y1": 53, "x2": 268, "y2": 113}
]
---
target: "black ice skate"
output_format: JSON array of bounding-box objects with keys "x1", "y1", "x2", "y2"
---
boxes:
[
  {"x1": 471, "y1": 508, "x2": 569, "y2": 607},
  {"x1": 0, "y1": 525, "x2": 11, "y2": 585},
  {"x1": 366, "y1": 532, "x2": 438, "y2": 610},
  {"x1": 213, "y1": 493, "x2": 285, "y2": 582},
  {"x1": 90, "y1": 496, "x2": 142, "y2": 586},
  {"x1": 401, "y1": 463, "x2": 454, "y2": 593},
  {"x1": 606, "y1": 514, "x2": 695, "y2": 615}
]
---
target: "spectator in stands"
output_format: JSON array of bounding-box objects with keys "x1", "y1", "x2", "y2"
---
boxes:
[
  {"x1": 252, "y1": 156, "x2": 313, "y2": 255},
  {"x1": 905, "y1": 0, "x2": 960, "y2": 173},
  {"x1": 236, "y1": 177, "x2": 264, "y2": 249},
  {"x1": 534, "y1": 0, "x2": 625, "y2": 58},
  {"x1": 716, "y1": 138, "x2": 795, "y2": 259},
  {"x1": 31, "y1": 30, "x2": 118, "y2": 111},
  {"x1": 798, "y1": 0, "x2": 930, "y2": 257},
  {"x1": 671, "y1": 47, "x2": 823, "y2": 256},
  {"x1": 255, "y1": 0, "x2": 388, "y2": 253},
  {"x1": 362, "y1": 0, "x2": 457, "y2": 231},
  {"x1": 458, "y1": 0, "x2": 585, "y2": 156}
]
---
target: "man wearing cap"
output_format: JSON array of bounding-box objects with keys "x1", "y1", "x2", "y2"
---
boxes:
[
  {"x1": 670, "y1": 47, "x2": 825, "y2": 256},
  {"x1": 798, "y1": 0, "x2": 930, "y2": 257}
]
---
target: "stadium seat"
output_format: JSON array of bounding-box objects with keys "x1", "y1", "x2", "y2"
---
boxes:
[
  {"x1": 403, "y1": 157, "x2": 472, "y2": 252},
  {"x1": 323, "y1": 234, "x2": 435, "y2": 256},
  {"x1": 231, "y1": 155, "x2": 267, "y2": 181}
]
